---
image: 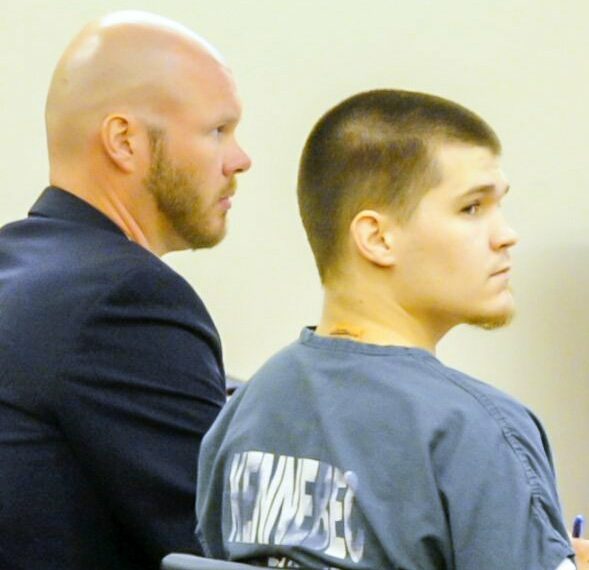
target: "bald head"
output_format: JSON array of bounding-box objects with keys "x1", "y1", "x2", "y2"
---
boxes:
[
  {"x1": 43, "y1": 11, "x2": 249, "y2": 256},
  {"x1": 45, "y1": 10, "x2": 226, "y2": 166}
]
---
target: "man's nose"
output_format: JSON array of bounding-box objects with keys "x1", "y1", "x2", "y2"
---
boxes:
[
  {"x1": 492, "y1": 213, "x2": 519, "y2": 250},
  {"x1": 225, "y1": 141, "x2": 251, "y2": 176}
]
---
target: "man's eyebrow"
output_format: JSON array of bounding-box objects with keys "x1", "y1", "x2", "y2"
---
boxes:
[
  {"x1": 460, "y1": 184, "x2": 510, "y2": 198},
  {"x1": 215, "y1": 112, "x2": 242, "y2": 128},
  {"x1": 220, "y1": 104, "x2": 243, "y2": 123}
]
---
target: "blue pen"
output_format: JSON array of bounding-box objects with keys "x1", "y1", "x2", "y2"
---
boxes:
[{"x1": 572, "y1": 515, "x2": 584, "y2": 538}]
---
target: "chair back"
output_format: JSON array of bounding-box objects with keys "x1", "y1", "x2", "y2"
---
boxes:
[{"x1": 161, "y1": 553, "x2": 259, "y2": 569}]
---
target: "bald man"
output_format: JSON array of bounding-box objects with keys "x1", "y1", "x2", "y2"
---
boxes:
[{"x1": 0, "y1": 11, "x2": 250, "y2": 570}]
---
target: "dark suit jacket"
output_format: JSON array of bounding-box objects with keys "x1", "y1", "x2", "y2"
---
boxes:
[{"x1": 0, "y1": 187, "x2": 226, "y2": 570}]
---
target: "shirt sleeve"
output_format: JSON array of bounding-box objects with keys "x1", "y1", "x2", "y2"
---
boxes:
[
  {"x1": 195, "y1": 387, "x2": 250, "y2": 559},
  {"x1": 432, "y1": 403, "x2": 574, "y2": 570},
  {"x1": 54, "y1": 265, "x2": 226, "y2": 565}
]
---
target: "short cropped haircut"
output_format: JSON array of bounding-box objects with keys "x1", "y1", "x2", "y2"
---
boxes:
[{"x1": 297, "y1": 89, "x2": 501, "y2": 282}]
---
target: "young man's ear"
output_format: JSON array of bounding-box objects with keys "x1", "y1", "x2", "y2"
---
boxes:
[
  {"x1": 100, "y1": 113, "x2": 141, "y2": 173},
  {"x1": 350, "y1": 210, "x2": 396, "y2": 267}
]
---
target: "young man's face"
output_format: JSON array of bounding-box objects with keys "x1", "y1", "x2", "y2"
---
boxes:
[{"x1": 392, "y1": 143, "x2": 518, "y2": 336}]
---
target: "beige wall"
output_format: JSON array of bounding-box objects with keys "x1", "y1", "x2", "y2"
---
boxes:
[{"x1": 1, "y1": 0, "x2": 587, "y2": 523}]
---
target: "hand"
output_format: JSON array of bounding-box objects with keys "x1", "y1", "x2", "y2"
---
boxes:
[{"x1": 572, "y1": 537, "x2": 589, "y2": 569}]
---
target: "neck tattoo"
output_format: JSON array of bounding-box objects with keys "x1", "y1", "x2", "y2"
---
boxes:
[{"x1": 328, "y1": 327, "x2": 362, "y2": 339}]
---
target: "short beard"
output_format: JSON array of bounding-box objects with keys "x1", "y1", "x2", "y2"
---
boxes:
[
  {"x1": 465, "y1": 307, "x2": 515, "y2": 330},
  {"x1": 144, "y1": 127, "x2": 225, "y2": 250}
]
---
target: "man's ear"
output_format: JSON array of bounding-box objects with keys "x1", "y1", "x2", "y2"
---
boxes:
[
  {"x1": 350, "y1": 210, "x2": 396, "y2": 267},
  {"x1": 100, "y1": 113, "x2": 140, "y2": 173}
]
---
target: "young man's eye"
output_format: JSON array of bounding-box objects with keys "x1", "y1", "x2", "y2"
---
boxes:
[{"x1": 461, "y1": 202, "x2": 481, "y2": 215}]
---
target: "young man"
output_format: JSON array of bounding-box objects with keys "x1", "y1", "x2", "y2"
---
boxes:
[
  {"x1": 196, "y1": 90, "x2": 581, "y2": 569},
  {"x1": 0, "y1": 11, "x2": 249, "y2": 570}
]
